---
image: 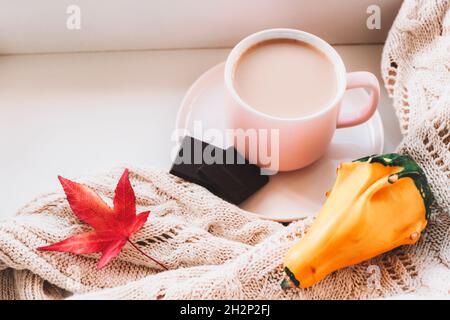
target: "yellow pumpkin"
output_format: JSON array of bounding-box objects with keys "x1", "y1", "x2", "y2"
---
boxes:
[{"x1": 282, "y1": 153, "x2": 433, "y2": 289}]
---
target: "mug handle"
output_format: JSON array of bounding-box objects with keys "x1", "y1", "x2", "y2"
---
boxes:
[{"x1": 337, "y1": 71, "x2": 380, "y2": 128}]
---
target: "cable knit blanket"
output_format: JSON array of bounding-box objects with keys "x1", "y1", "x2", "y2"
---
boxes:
[{"x1": 1, "y1": 0, "x2": 449, "y2": 299}]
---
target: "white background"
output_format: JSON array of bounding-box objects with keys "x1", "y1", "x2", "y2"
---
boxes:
[{"x1": 0, "y1": 0, "x2": 402, "y2": 54}]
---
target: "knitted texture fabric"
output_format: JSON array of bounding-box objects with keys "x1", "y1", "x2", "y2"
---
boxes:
[{"x1": 1, "y1": 0, "x2": 449, "y2": 299}]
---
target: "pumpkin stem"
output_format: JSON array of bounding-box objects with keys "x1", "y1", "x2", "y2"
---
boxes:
[{"x1": 282, "y1": 266, "x2": 300, "y2": 288}]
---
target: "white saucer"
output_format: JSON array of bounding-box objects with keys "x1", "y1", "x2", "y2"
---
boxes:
[{"x1": 175, "y1": 62, "x2": 384, "y2": 222}]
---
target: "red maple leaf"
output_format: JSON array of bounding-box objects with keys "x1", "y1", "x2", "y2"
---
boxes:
[{"x1": 38, "y1": 169, "x2": 167, "y2": 270}]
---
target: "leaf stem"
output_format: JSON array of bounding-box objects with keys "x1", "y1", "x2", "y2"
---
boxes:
[{"x1": 127, "y1": 240, "x2": 168, "y2": 270}]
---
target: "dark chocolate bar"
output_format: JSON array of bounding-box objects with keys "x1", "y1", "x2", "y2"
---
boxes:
[
  {"x1": 169, "y1": 137, "x2": 214, "y2": 190},
  {"x1": 170, "y1": 136, "x2": 269, "y2": 204}
]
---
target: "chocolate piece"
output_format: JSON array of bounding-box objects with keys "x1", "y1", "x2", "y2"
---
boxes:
[
  {"x1": 197, "y1": 159, "x2": 268, "y2": 205},
  {"x1": 169, "y1": 136, "x2": 217, "y2": 190},
  {"x1": 170, "y1": 136, "x2": 269, "y2": 204}
]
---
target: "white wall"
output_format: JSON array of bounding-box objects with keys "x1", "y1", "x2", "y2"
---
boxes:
[{"x1": 0, "y1": 0, "x2": 402, "y2": 54}]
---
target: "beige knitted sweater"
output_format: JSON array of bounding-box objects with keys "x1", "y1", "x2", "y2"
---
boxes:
[{"x1": 1, "y1": 0, "x2": 449, "y2": 299}]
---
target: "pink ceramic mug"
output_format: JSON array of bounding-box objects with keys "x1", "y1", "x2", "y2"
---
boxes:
[{"x1": 224, "y1": 28, "x2": 380, "y2": 172}]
